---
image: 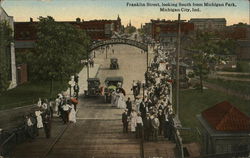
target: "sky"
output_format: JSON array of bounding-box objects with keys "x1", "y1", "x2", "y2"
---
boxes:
[{"x1": 1, "y1": 0, "x2": 249, "y2": 27}]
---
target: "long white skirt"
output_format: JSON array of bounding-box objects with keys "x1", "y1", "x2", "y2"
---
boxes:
[
  {"x1": 131, "y1": 112, "x2": 137, "y2": 132},
  {"x1": 35, "y1": 111, "x2": 43, "y2": 128},
  {"x1": 69, "y1": 107, "x2": 76, "y2": 123},
  {"x1": 117, "y1": 93, "x2": 126, "y2": 109}
]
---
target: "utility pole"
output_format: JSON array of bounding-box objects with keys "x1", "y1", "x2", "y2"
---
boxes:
[
  {"x1": 87, "y1": 50, "x2": 89, "y2": 79},
  {"x1": 176, "y1": 13, "x2": 181, "y2": 119},
  {"x1": 146, "y1": 47, "x2": 149, "y2": 86},
  {"x1": 146, "y1": 49, "x2": 148, "y2": 72}
]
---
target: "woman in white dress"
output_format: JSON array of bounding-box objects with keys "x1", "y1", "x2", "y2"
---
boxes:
[
  {"x1": 69, "y1": 104, "x2": 76, "y2": 123},
  {"x1": 111, "y1": 91, "x2": 116, "y2": 107},
  {"x1": 117, "y1": 92, "x2": 126, "y2": 109},
  {"x1": 37, "y1": 98, "x2": 42, "y2": 108},
  {"x1": 130, "y1": 110, "x2": 137, "y2": 132},
  {"x1": 35, "y1": 110, "x2": 43, "y2": 128},
  {"x1": 115, "y1": 92, "x2": 120, "y2": 108},
  {"x1": 54, "y1": 98, "x2": 60, "y2": 115}
]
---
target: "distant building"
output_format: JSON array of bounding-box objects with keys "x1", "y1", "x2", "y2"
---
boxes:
[
  {"x1": 14, "y1": 15, "x2": 122, "y2": 43},
  {"x1": 236, "y1": 40, "x2": 250, "y2": 60},
  {"x1": 0, "y1": 6, "x2": 17, "y2": 89},
  {"x1": 148, "y1": 19, "x2": 194, "y2": 46},
  {"x1": 217, "y1": 23, "x2": 250, "y2": 40},
  {"x1": 197, "y1": 101, "x2": 250, "y2": 156},
  {"x1": 14, "y1": 16, "x2": 122, "y2": 82},
  {"x1": 189, "y1": 18, "x2": 226, "y2": 31}
]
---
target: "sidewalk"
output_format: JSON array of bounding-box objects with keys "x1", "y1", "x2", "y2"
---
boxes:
[
  {"x1": 11, "y1": 64, "x2": 100, "y2": 158},
  {"x1": 78, "y1": 64, "x2": 100, "y2": 95},
  {"x1": 12, "y1": 117, "x2": 67, "y2": 158},
  {"x1": 65, "y1": 64, "x2": 100, "y2": 96}
]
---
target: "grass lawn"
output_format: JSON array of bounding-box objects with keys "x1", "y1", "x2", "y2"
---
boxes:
[
  {"x1": 206, "y1": 78, "x2": 250, "y2": 94},
  {"x1": 178, "y1": 89, "x2": 250, "y2": 143},
  {"x1": 0, "y1": 80, "x2": 68, "y2": 110},
  {"x1": 220, "y1": 74, "x2": 250, "y2": 79}
]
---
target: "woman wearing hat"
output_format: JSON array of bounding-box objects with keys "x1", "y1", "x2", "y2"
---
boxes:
[{"x1": 130, "y1": 109, "x2": 137, "y2": 133}]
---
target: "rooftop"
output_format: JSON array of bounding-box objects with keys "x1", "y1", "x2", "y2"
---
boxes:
[
  {"x1": 189, "y1": 18, "x2": 226, "y2": 22},
  {"x1": 202, "y1": 101, "x2": 250, "y2": 132}
]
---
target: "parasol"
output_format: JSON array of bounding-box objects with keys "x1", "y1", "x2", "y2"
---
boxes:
[{"x1": 71, "y1": 98, "x2": 78, "y2": 104}]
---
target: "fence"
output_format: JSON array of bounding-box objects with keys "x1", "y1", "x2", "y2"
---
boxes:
[
  {"x1": 195, "y1": 150, "x2": 250, "y2": 158},
  {"x1": 0, "y1": 125, "x2": 26, "y2": 157},
  {"x1": 170, "y1": 117, "x2": 185, "y2": 158}
]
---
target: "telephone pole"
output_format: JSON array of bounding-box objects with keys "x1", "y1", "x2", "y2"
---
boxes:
[{"x1": 176, "y1": 13, "x2": 181, "y2": 119}]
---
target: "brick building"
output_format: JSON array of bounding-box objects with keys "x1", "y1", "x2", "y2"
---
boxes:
[
  {"x1": 14, "y1": 17, "x2": 122, "y2": 51},
  {"x1": 189, "y1": 18, "x2": 226, "y2": 31},
  {"x1": 236, "y1": 40, "x2": 250, "y2": 60},
  {"x1": 142, "y1": 19, "x2": 194, "y2": 47},
  {"x1": 197, "y1": 101, "x2": 250, "y2": 155},
  {"x1": 14, "y1": 15, "x2": 122, "y2": 50}
]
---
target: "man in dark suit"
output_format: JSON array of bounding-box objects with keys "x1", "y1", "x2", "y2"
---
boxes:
[
  {"x1": 139, "y1": 99, "x2": 147, "y2": 120},
  {"x1": 122, "y1": 109, "x2": 129, "y2": 133},
  {"x1": 126, "y1": 97, "x2": 132, "y2": 116},
  {"x1": 73, "y1": 83, "x2": 80, "y2": 99},
  {"x1": 143, "y1": 113, "x2": 152, "y2": 141}
]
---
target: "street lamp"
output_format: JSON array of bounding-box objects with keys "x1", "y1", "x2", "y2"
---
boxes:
[{"x1": 68, "y1": 79, "x2": 74, "y2": 97}]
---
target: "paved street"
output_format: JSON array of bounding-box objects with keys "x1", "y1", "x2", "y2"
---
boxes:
[{"x1": 12, "y1": 44, "x2": 176, "y2": 158}]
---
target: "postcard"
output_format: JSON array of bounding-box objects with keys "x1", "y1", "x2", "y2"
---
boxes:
[{"x1": 0, "y1": 0, "x2": 249, "y2": 158}]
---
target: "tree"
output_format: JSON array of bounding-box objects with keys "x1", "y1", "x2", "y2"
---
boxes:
[
  {"x1": 0, "y1": 21, "x2": 13, "y2": 93},
  {"x1": 31, "y1": 16, "x2": 90, "y2": 96},
  {"x1": 125, "y1": 25, "x2": 136, "y2": 34},
  {"x1": 187, "y1": 31, "x2": 219, "y2": 92},
  {"x1": 216, "y1": 39, "x2": 237, "y2": 55}
]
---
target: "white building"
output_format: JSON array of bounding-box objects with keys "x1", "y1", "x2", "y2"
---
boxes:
[{"x1": 0, "y1": 6, "x2": 17, "y2": 89}]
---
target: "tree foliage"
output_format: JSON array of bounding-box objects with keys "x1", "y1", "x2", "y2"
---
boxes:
[
  {"x1": 29, "y1": 16, "x2": 90, "y2": 96},
  {"x1": 187, "y1": 31, "x2": 220, "y2": 92},
  {"x1": 0, "y1": 21, "x2": 13, "y2": 92},
  {"x1": 30, "y1": 16, "x2": 90, "y2": 81},
  {"x1": 125, "y1": 25, "x2": 136, "y2": 34}
]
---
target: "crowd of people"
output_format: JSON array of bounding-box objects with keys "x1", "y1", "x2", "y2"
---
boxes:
[
  {"x1": 23, "y1": 75, "x2": 80, "y2": 140},
  {"x1": 24, "y1": 93, "x2": 78, "y2": 140},
  {"x1": 122, "y1": 47, "x2": 176, "y2": 141}
]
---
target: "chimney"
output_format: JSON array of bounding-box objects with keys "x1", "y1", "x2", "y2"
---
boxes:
[{"x1": 30, "y1": 18, "x2": 33, "y2": 22}]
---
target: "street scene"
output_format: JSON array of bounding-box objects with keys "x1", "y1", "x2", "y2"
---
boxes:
[{"x1": 0, "y1": 0, "x2": 250, "y2": 158}]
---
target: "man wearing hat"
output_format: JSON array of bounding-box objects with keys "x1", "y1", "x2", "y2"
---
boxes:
[
  {"x1": 62, "y1": 101, "x2": 70, "y2": 124},
  {"x1": 151, "y1": 114, "x2": 160, "y2": 141},
  {"x1": 158, "y1": 109, "x2": 165, "y2": 136},
  {"x1": 136, "y1": 113, "x2": 143, "y2": 138},
  {"x1": 139, "y1": 98, "x2": 147, "y2": 120},
  {"x1": 122, "y1": 109, "x2": 129, "y2": 133},
  {"x1": 126, "y1": 97, "x2": 132, "y2": 116},
  {"x1": 143, "y1": 113, "x2": 152, "y2": 141}
]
